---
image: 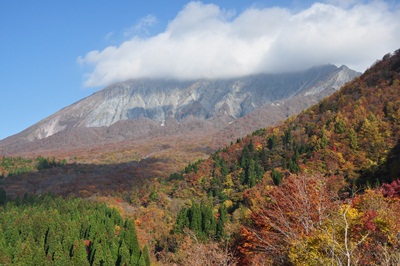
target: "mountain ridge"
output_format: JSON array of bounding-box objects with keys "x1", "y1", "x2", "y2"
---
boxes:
[{"x1": 0, "y1": 64, "x2": 359, "y2": 158}]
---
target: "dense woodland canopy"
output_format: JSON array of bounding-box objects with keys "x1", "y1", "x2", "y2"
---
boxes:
[
  {"x1": 0, "y1": 194, "x2": 150, "y2": 266},
  {"x1": 159, "y1": 49, "x2": 400, "y2": 264},
  {"x1": 1, "y1": 49, "x2": 400, "y2": 265}
]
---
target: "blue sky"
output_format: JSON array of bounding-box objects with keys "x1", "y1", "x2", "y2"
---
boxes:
[{"x1": 1, "y1": 0, "x2": 399, "y2": 140}]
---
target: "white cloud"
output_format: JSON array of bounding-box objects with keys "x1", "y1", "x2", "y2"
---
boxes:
[{"x1": 78, "y1": 1, "x2": 400, "y2": 87}]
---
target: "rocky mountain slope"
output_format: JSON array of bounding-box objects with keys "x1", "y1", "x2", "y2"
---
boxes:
[{"x1": 0, "y1": 64, "x2": 359, "y2": 158}]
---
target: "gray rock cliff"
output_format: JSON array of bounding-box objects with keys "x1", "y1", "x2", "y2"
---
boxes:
[{"x1": 0, "y1": 64, "x2": 360, "y2": 154}]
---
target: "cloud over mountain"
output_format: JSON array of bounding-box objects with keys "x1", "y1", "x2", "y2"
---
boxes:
[{"x1": 78, "y1": 1, "x2": 400, "y2": 87}]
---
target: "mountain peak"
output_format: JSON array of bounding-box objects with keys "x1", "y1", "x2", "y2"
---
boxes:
[{"x1": 0, "y1": 64, "x2": 360, "y2": 156}]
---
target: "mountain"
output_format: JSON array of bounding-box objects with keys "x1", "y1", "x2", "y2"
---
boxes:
[
  {"x1": 164, "y1": 50, "x2": 400, "y2": 265},
  {"x1": 170, "y1": 50, "x2": 400, "y2": 197},
  {"x1": 168, "y1": 50, "x2": 400, "y2": 207},
  {"x1": 0, "y1": 64, "x2": 359, "y2": 158}
]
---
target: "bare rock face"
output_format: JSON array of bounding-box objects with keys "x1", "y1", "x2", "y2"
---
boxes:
[{"x1": 0, "y1": 64, "x2": 360, "y2": 155}]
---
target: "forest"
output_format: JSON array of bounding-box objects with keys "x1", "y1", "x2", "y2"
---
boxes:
[
  {"x1": 0, "y1": 193, "x2": 150, "y2": 266},
  {"x1": 1, "y1": 49, "x2": 400, "y2": 265},
  {"x1": 152, "y1": 49, "x2": 400, "y2": 264}
]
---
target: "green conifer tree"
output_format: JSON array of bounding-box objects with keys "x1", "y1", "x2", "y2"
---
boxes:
[
  {"x1": 142, "y1": 245, "x2": 151, "y2": 266},
  {"x1": 72, "y1": 240, "x2": 89, "y2": 266},
  {"x1": 0, "y1": 227, "x2": 11, "y2": 264},
  {"x1": 268, "y1": 134, "x2": 278, "y2": 150},
  {"x1": 109, "y1": 241, "x2": 120, "y2": 263},
  {"x1": 240, "y1": 146, "x2": 251, "y2": 168},
  {"x1": 30, "y1": 239, "x2": 47, "y2": 266},
  {"x1": 123, "y1": 220, "x2": 140, "y2": 265},
  {"x1": 271, "y1": 168, "x2": 283, "y2": 186},
  {"x1": 13, "y1": 239, "x2": 34, "y2": 265},
  {"x1": 175, "y1": 208, "x2": 190, "y2": 233},
  {"x1": 220, "y1": 159, "x2": 229, "y2": 178},
  {"x1": 349, "y1": 128, "x2": 359, "y2": 150},
  {"x1": 189, "y1": 202, "x2": 202, "y2": 234},
  {"x1": 248, "y1": 139, "x2": 254, "y2": 152},
  {"x1": 245, "y1": 159, "x2": 256, "y2": 187},
  {"x1": 92, "y1": 243, "x2": 106, "y2": 266},
  {"x1": 138, "y1": 245, "x2": 151, "y2": 266},
  {"x1": 283, "y1": 129, "x2": 293, "y2": 149},
  {"x1": 138, "y1": 253, "x2": 147, "y2": 266},
  {"x1": 201, "y1": 203, "x2": 216, "y2": 237},
  {"x1": 117, "y1": 241, "x2": 130, "y2": 266},
  {"x1": 216, "y1": 204, "x2": 228, "y2": 240},
  {"x1": 260, "y1": 147, "x2": 268, "y2": 170}
]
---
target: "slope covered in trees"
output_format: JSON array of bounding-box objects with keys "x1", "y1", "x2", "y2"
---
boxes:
[
  {"x1": 158, "y1": 49, "x2": 400, "y2": 264},
  {"x1": 169, "y1": 49, "x2": 400, "y2": 198},
  {"x1": 0, "y1": 194, "x2": 150, "y2": 266}
]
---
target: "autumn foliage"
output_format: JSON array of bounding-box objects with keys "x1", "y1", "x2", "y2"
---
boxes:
[
  {"x1": 238, "y1": 174, "x2": 339, "y2": 264},
  {"x1": 1, "y1": 49, "x2": 400, "y2": 265},
  {"x1": 238, "y1": 173, "x2": 400, "y2": 265}
]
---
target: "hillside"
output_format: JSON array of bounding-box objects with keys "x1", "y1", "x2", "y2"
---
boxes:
[
  {"x1": 170, "y1": 49, "x2": 400, "y2": 196},
  {"x1": 156, "y1": 49, "x2": 400, "y2": 264}
]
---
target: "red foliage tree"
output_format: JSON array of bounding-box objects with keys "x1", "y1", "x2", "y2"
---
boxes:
[{"x1": 238, "y1": 174, "x2": 344, "y2": 265}]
